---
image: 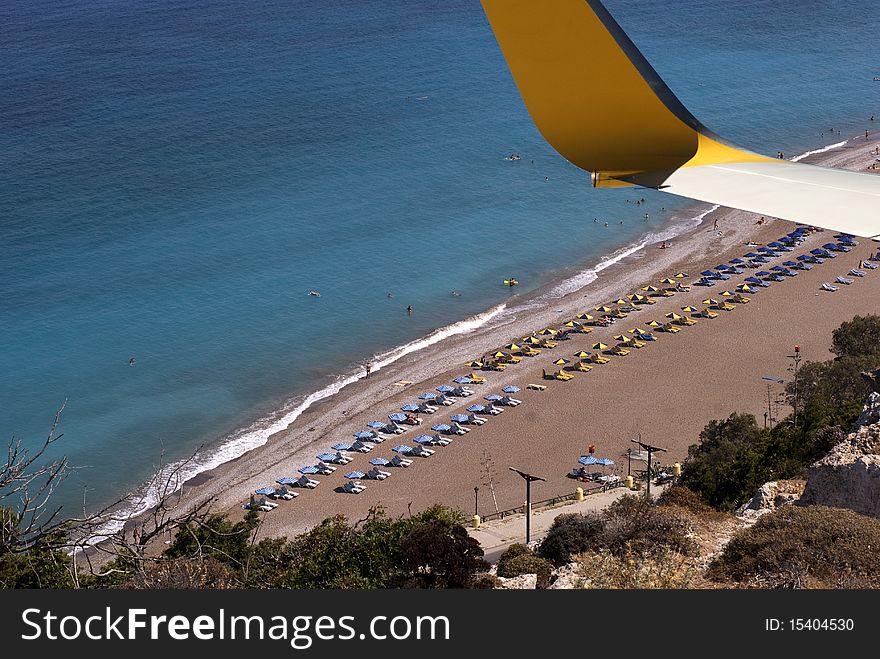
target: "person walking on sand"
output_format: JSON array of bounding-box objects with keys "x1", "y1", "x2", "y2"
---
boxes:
[{"x1": 365, "y1": 361, "x2": 373, "y2": 378}]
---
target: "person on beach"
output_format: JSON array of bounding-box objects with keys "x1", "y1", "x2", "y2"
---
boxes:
[
  {"x1": 365, "y1": 361, "x2": 373, "y2": 378},
  {"x1": 406, "y1": 305, "x2": 412, "y2": 315},
  {"x1": 713, "y1": 218, "x2": 718, "y2": 230}
]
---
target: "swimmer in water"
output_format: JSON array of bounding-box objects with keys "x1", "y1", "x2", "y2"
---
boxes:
[
  {"x1": 308, "y1": 290, "x2": 321, "y2": 297},
  {"x1": 406, "y1": 305, "x2": 413, "y2": 315},
  {"x1": 128, "y1": 357, "x2": 136, "y2": 367}
]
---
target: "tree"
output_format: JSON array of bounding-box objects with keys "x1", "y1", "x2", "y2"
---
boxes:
[
  {"x1": 537, "y1": 513, "x2": 603, "y2": 566},
  {"x1": 831, "y1": 314, "x2": 880, "y2": 360}
]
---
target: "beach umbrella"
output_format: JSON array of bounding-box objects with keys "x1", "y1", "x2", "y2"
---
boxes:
[
  {"x1": 573, "y1": 351, "x2": 590, "y2": 359},
  {"x1": 467, "y1": 404, "x2": 489, "y2": 413},
  {"x1": 578, "y1": 313, "x2": 594, "y2": 320},
  {"x1": 367, "y1": 421, "x2": 387, "y2": 429},
  {"x1": 392, "y1": 445, "x2": 413, "y2": 454},
  {"x1": 702, "y1": 298, "x2": 719, "y2": 305},
  {"x1": 563, "y1": 321, "x2": 581, "y2": 329},
  {"x1": 524, "y1": 336, "x2": 542, "y2": 344},
  {"x1": 436, "y1": 385, "x2": 455, "y2": 393},
  {"x1": 485, "y1": 394, "x2": 504, "y2": 402},
  {"x1": 613, "y1": 334, "x2": 631, "y2": 343},
  {"x1": 331, "y1": 442, "x2": 353, "y2": 451},
  {"x1": 502, "y1": 385, "x2": 521, "y2": 393},
  {"x1": 782, "y1": 260, "x2": 799, "y2": 268},
  {"x1": 453, "y1": 376, "x2": 473, "y2": 384},
  {"x1": 388, "y1": 412, "x2": 409, "y2": 422},
  {"x1": 665, "y1": 312, "x2": 683, "y2": 320},
  {"x1": 255, "y1": 487, "x2": 276, "y2": 495},
  {"x1": 594, "y1": 457, "x2": 615, "y2": 466},
  {"x1": 592, "y1": 342, "x2": 609, "y2": 351},
  {"x1": 354, "y1": 431, "x2": 376, "y2": 441},
  {"x1": 737, "y1": 284, "x2": 756, "y2": 293},
  {"x1": 715, "y1": 264, "x2": 733, "y2": 271},
  {"x1": 492, "y1": 351, "x2": 507, "y2": 359},
  {"x1": 755, "y1": 271, "x2": 771, "y2": 277},
  {"x1": 729, "y1": 258, "x2": 745, "y2": 264},
  {"x1": 745, "y1": 276, "x2": 764, "y2": 283},
  {"x1": 538, "y1": 328, "x2": 556, "y2": 336},
  {"x1": 744, "y1": 252, "x2": 760, "y2": 258},
  {"x1": 413, "y1": 435, "x2": 435, "y2": 445},
  {"x1": 681, "y1": 306, "x2": 699, "y2": 313},
  {"x1": 451, "y1": 414, "x2": 470, "y2": 422},
  {"x1": 345, "y1": 470, "x2": 366, "y2": 480},
  {"x1": 645, "y1": 320, "x2": 662, "y2": 328},
  {"x1": 658, "y1": 278, "x2": 677, "y2": 285},
  {"x1": 467, "y1": 360, "x2": 483, "y2": 368},
  {"x1": 370, "y1": 458, "x2": 391, "y2": 467},
  {"x1": 642, "y1": 286, "x2": 660, "y2": 293},
  {"x1": 432, "y1": 423, "x2": 452, "y2": 432},
  {"x1": 553, "y1": 358, "x2": 570, "y2": 365},
  {"x1": 720, "y1": 290, "x2": 733, "y2": 296},
  {"x1": 595, "y1": 305, "x2": 614, "y2": 313},
  {"x1": 298, "y1": 466, "x2": 320, "y2": 475},
  {"x1": 401, "y1": 404, "x2": 421, "y2": 412},
  {"x1": 674, "y1": 272, "x2": 688, "y2": 278},
  {"x1": 418, "y1": 392, "x2": 438, "y2": 400},
  {"x1": 505, "y1": 343, "x2": 522, "y2": 351},
  {"x1": 277, "y1": 476, "x2": 298, "y2": 485},
  {"x1": 578, "y1": 455, "x2": 600, "y2": 465}
]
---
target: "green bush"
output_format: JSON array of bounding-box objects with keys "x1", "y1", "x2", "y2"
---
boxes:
[
  {"x1": 537, "y1": 512, "x2": 603, "y2": 566},
  {"x1": 709, "y1": 506, "x2": 880, "y2": 588},
  {"x1": 656, "y1": 486, "x2": 727, "y2": 523},
  {"x1": 497, "y1": 554, "x2": 554, "y2": 588}
]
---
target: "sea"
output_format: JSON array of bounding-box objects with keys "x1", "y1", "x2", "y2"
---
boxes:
[{"x1": 2, "y1": 0, "x2": 877, "y2": 522}]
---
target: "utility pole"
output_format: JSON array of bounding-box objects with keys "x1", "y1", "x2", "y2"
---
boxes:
[
  {"x1": 509, "y1": 468, "x2": 545, "y2": 544},
  {"x1": 631, "y1": 438, "x2": 667, "y2": 499}
]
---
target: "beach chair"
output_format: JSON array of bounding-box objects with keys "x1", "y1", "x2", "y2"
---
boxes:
[
  {"x1": 365, "y1": 466, "x2": 390, "y2": 480},
  {"x1": 860, "y1": 260, "x2": 878, "y2": 270},
  {"x1": 244, "y1": 496, "x2": 274, "y2": 512},
  {"x1": 554, "y1": 369, "x2": 575, "y2": 381},
  {"x1": 351, "y1": 440, "x2": 374, "y2": 453},
  {"x1": 731, "y1": 293, "x2": 751, "y2": 304},
  {"x1": 389, "y1": 454, "x2": 413, "y2": 468},
  {"x1": 450, "y1": 386, "x2": 474, "y2": 397},
  {"x1": 467, "y1": 373, "x2": 487, "y2": 384},
  {"x1": 627, "y1": 337, "x2": 647, "y2": 348},
  {"x1": 610, "y1": 345, "x2": 630, "y2": 356},
  {"x1": 482, "y1": 361, "x2": 506, "y2": 371},
  {"x1": 526, "y1": 382, "x2": 548, "y2": 390},
  {"x1": 572, "y1": 361, "x2": 593, "y2": 373},
  {"x1": 450, "y1": 421, "x2": 470, "y2": 434},
  {"x1": 820, "y1": 282, "x2": 839, "y2": 292},
  {"x1": 411, "y1": 445, "x2": 435, "y2": 457},
  {"x1": 294, "y1": 475, "x2": 319, "y2": 489},
  {"x1": 465, "y1": 413, "x2": 487, "y2": 424},
  {"x1": 499, "y1": 395, "x2": 522, "y2": 406},
  {"x1": 313, "y1": 463, "x2": 336, "y2": 475},
  {"x1": 343, "y1": 480, "x2": 366, "y2": 494},
  {"x1": 848, "y1": 268, "x2": 865, "y2": 278},
  {"x1": 269, "y1": 487, "x2": 298, "y2": 500},
  {"x1": 835, "y1": 276, "x2": 853, "y2": 285},
  {"x1": 660, "y1": 323, "x2": 681, "y2": 333},
  {"x1": 586, "y1": 353, "x2": 610, "y2": 365},
  {"x1": 716, "y1": 301, "x2": 735, "y2": 311},
  {"x1": 677, "y1": 316, "x2": 698, "y2": 325}
]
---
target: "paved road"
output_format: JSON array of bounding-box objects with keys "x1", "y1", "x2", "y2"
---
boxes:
[{"x1": 469, "y1": 484, "x2": 666, "y2": 564}]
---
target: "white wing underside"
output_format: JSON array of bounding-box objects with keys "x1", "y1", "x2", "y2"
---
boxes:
[{"x1": 653, "y1": 161, "x2": 880, "y2": 239}]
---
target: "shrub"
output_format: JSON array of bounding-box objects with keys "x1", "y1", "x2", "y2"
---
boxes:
[
  {"x1": 599, "y1": 495, "x2": 697, "y2": 558},
  {"x1": 469, "y1": 573, "x2": 503, "y2": 589},
  {"x1": 575, "y1": 548, "x2": 695, "y2": 589},
  {"x1": 709, "y1": 506, "x2": 880, "y2": 588},
  {"x1": 656, "y1": 486, "x2": 727, "y2": 523},
  {"x1": 537, "y1": 512, "x2": 603, "y2": 566},
  {"x1": 497, "y1": 554, "x2": 554, "y2": 588}
]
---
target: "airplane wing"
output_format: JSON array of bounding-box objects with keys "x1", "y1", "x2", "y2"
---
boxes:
[{"x1": 480, "y1": 0, "x2": 880, "y2": 239}]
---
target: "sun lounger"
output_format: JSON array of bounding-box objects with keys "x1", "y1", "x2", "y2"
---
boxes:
[
  {"x1": 848, "y1": 269, "x2": 865, "y2": 278},
  {"x1": 351, "y1": 440, "x2": 374, "y2": 453},
  {"x1": 835, "y1": 276, "x2": 853, "y2": 285},
  {"x1": 610, "y1": 345, "x2": 630, "y2": 356},
  {"x1": 294, "y1": 475, "x2": 319, "y2": 489},
  {"x1": 660, "y1": 323, "x2": 680, "y2": 333},
  {"x1": 266, "y1": 487, "x2": 297, "y2": 500},
  {"x1": 411, "y1": 445, "x2": 435, "y2": 457},
  {"x1": 450, "y1": 421, "x2": 470, "y2": 434},
  {"x1": 317, "y1": 451, "x2": 353, "y2": 465},
  {"x1": 860, "y1": 260, "x2": 878, "y2": 269},
  {"x1": 389, "y1": 454, "x2": 413, "y2": 467},
  {"x1": 449, "y1": 386, "x2": 474, "y2": 397},
  {"x1": 552, "y1": 369, "x2": 574, "y2": 380},
  {"x1": 343, "y1": 480, "x2": 366, "y2": 494},
  {"x1": 572, "y1": 361, "x2": 593, "y2": 372},
  {"x1": 466, "y1": 374, "x2": 487, "y2": 384},
  {"x1": 527, "y1": 382, "x2": 547, "y2": 390},
  {"x1": 244, "y1": 496, "x2": 274, "y2": 512},
  {"x1": 820, "y1": 282, "x2": 839, "y2": 292},
  {"x1": 731, "y1": 294, "x2": 750, "y2": 304},
  {"x1": 312, "y1": 463, "x2": 336, "y2": 475},
  {"x1": 365, "y1": 466, "x2": 390, "y2": 480},
  {"x1": 585, "y1": 353, "x2": 610, "y2": 364}
]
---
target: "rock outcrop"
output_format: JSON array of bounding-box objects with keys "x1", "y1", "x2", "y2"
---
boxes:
[
  {"x1": 799, "y1": 393, "x2": 880, "y2": 517},
  {"x1": 736, "y1": 480, "x2": 804, "y2": 520}
]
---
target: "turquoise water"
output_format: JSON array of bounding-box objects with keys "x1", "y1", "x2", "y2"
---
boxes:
[{"x1": 1, "y1": 0, "x2": 877, "y2": 516}]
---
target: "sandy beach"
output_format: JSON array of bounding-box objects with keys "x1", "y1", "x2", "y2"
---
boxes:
[{"x1": 147, "y1": 132, "x2": 880, "y2": 542}]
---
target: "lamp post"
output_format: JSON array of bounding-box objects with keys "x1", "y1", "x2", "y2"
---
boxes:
[
  {"x1": 626, "y1": 447, "x2": 632, "y2": 477},
  {"x1": 473, "y1": 486, "x2": 479, "y2": 517},
  {"x1": 631, "y1": 439, "x2": 667, "y2": 498},
  {"x1": 509, "y1": 467, "x2": 546, "y2": 544},
  {"x1": 787, "y1": 345, "x2": 802, "y2": 426}
]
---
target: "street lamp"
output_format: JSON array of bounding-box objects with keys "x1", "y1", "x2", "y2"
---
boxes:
[
  {"x1": 630, "y1": 439, "x2": 667, "y2": 498},
  {"x1": 473, "y1": 486, "x2": 479, "y2": 517},
  {"x1": 787, "y1": 345, "x2": 802, "y2": 426},
  {"x1": 509, "y1": 467, "x2": 546, "y2": 544}
]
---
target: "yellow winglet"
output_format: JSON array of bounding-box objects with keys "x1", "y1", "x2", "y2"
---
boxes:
[{"x1": 481, "y1": 0, "x2": 880, "y2": 238}]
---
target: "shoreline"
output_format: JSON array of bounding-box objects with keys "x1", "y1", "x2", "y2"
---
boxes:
[{"x1": 95, "y1": 130, "x2": 880, "y2": 545}]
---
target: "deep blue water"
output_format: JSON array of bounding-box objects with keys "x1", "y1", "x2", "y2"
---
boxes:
[{"x1": 2, "y1": 0, "x2": 877, "y2": 515}]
